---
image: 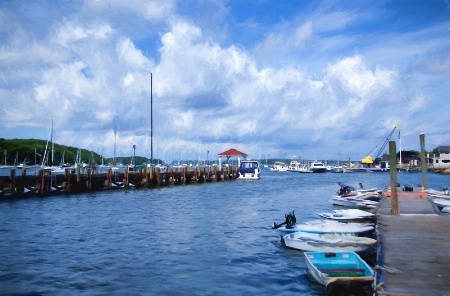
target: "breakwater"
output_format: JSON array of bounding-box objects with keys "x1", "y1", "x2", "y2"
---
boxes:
[{"x1": 0, "y1": 165, "x2": 238, "y2": 198}]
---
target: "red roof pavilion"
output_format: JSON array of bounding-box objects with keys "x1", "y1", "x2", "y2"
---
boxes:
[{"x1": 217, "y1": 148, "x2": 248, "y2": 159}]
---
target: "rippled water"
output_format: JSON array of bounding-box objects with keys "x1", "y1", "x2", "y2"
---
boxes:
[{"x1": 0, "y1": 170, "x2": 447, "y2": 295}]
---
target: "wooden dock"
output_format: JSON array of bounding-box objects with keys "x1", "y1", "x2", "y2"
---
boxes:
[
  {"x1": 0, "y1": 165, "x2": 238, "y2": 198},
  {"x1": 375, "y1": 190, "x2": 450, "y2": 295}
]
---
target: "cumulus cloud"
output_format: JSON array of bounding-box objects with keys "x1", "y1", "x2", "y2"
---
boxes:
[{"x1": 1, "y1": 0, "x2": 449, "y2": 161}]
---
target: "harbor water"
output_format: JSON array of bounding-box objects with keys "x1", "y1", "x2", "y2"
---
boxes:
[{"x1": 0, "y1": 168, "x2": 448, "y2": 295}]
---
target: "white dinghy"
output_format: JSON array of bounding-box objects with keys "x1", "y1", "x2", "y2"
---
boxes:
[
  {"x1": 283, "y1": 232, "x2": 376, "y2": 253},
  {"x1": 318, "y1": 209, "x2": 375, "y2": 221}
]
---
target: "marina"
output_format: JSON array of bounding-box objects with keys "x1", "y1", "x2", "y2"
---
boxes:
[{"x1": 1, "y1": 167, "x2": 449, "y2": 295}]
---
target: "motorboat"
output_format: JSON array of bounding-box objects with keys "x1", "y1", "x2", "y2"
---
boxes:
[
  {"x1": 330, "y1": 165, "x2": 344, "y2": 173},
  {"x1": 238, "y1": 160, "x2": 260, "y2": 180},
  {"x1": 309, "y1": 161, "x2": 327, "y2": 173},
  {"x1": 332, "y1": 196, "x2": 379, "y2": 209},
  {"x1": 283, "y1": 232, "x2": 376, "y2": 253},
  {"x1": 318, "y1": 209, "x2": 375, "y2": 222},
  {"x1": 270, "y1": 161, "x2": 288, "y2": 172},
  {"x1": 272, "y1": 219, "x2": 374, "y2": 234},
  {"x1": 287, "y1": 160, "x2": 302, "y2": 172}
]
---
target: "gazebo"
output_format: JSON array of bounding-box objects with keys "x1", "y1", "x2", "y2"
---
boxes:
[{"x1": 217, "y1": 148, "x2": 248, "y2": 168}]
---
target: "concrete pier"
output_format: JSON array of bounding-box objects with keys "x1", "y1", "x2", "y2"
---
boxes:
[{"x1": 375, "y1": 192, "x2": 450, "y2": 295}]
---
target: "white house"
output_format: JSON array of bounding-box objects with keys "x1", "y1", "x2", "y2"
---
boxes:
[{"x1": 428, "y1": 146, "x2": 450, "y2": 169}]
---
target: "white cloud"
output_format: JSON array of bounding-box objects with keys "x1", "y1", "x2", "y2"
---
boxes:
[
  {"x1": 295, "y1": 21, "x2": 313, "y2": 47},
  {"x1": 326, "y1": 55, "x2": 397, "y2": 99},
  {"x1": 1, "y1": 0, "x2": 449, "y2": 161},
  {"x1": 56, "y1": 20, "x2": 113, "y2": 47}
]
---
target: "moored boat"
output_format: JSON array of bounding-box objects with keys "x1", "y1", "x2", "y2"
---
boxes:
[
  {"x1": 283, "y1": 232, "x2": 376, "y2": 253},
  {"x1": 309, "y1": 161, "x2": 327, "y2": 173},
  {"x1": 287, "y1": 160, "x2": 302, "y2": 172},
  {"x1": 238, "y1": 160, "x2": 260, "y2": 180},
  {"x1": 430, "y1": 197, "x2": 450, "y2": 209},
  {"x1": 304, "y1": 251, "x2": 374, "y2": 295},
  {"x1": 272, "y1": 219, "x2": 374, "y2": 234},
  {"x1": 270, "y1": 161, "x2": 288, "y2": 172},
  {"x1": 318, "y1": 209, "x2": 375, "y2": 221},
  {"x1": 332, "y1": 196, "x2": 379, "y2": 209}
]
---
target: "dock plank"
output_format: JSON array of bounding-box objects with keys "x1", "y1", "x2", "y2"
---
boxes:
[{"x1": 376, "y1": 195, "x2": 450, "y2": 295}]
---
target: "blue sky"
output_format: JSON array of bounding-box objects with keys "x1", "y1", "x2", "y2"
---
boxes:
[{"x1": 1, "y1": 0, "x2": 449, "y2": 163}]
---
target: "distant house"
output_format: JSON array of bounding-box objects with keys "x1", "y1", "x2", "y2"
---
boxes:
[{"x1": 428, "y1": 146, "x2": 450, "y2": 168}]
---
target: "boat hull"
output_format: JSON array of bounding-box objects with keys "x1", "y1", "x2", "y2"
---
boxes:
[
  {"x1": 332, "y1": 197, "x2": 378, "y2": 209},
  {"x1": 318, "y1": 209, "x2": 375, "y2": 222},
  {"x1": 304, "y1": 251, "x2": 374, "y2": 295},
  {"x1": 283, "y1": 232, "x2": 376, "y2": 253},
  {"x1": 275, "y1": 219, "x2": 374, "y2": 234}
]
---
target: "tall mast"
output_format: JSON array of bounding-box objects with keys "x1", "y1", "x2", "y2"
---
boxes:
[
  {"x1": 150, "y1": 73, "x2": 153, "y2": 164},
  {"x1": 113, "y1": 128, "x2": 117, "y2": 165},
  {"x1": 51, "y1": 120, "x2": 54, "y2": 166}
]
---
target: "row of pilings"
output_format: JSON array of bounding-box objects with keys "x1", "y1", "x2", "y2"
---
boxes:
[{"x1": 0, "y1": 165, "x2": 239, "y2": 198}]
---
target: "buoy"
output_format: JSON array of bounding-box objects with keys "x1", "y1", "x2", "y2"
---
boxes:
[
  {"x1": 385, "y1": 184, "x2": 392, "y2": 197},
  {"x1": 420, "y1": 184, "x2": 425, "y2": 197}
]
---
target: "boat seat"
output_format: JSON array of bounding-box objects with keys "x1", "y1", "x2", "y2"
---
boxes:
[
  {"x1": 319, "y1": 268, "x2": 367, "y2": 277},
  {"x1": 319, "y1": 268, "x2": 365, "y2": 274}
]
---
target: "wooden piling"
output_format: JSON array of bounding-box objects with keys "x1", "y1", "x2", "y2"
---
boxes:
[
  {"x1": 87, "y1": 169, "x2": 92, "y2": 190},
  {"x1": 0, "y1": 164, "x2": 238, "y2": 199},
  {"x1": 10, "y1": 169, "x2": 15, "y2": 194},
  {"x1": 420, "y1": 133, "x2": 427, "y2": 189},
  {"x1": 389, "y1": 140, "x2": 399, "y2": 214}
]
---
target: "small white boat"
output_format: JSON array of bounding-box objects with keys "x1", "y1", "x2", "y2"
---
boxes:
[
  {"x1": 318, "y1": 209, "x2": 375, "y2": 221},
  {"x1": 238, "y1": 160, "x2": 260, "y2": 180},
  {"x1": 304, "y1": 251, "x2": 374, "y2": 295},
  {"x1": 283, "y1": 232, "x2": 377, "y2": 253},
  {"x1": 309, "y1": 161, "x2": 327, "y2": 173},
  {"x1": 331, "y1": 166, "x2": 344, "y2": 173},
  {"x1": 425, "y1": 188, "x2": 450, "y2": 199},
  {"x1": 273, "y1": 219, "x2": 374, "y2": 234},
  {"x1": 287, "y1": 160, "x2": 302, "y2": 172},
  {"x1": 332, "y1": 197, "x2": 379, "y2": 209},
  {"x1": 430, "y1": 197, "x2": 450, "y2": 209},
  {"x1": 270, "y1": 161, "x2": 288, "y2": 172}
]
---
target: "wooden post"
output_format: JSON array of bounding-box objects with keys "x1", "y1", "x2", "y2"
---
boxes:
[
  {"x1": 156, "y1": 168, "x2": 160, "y2": 186},
  {"x1": 38, "y1": 169, "x2": 44, "y2": 196},
  {"x1": 87, "y1": 169, "x2": 92, "y2": 190},
  {"x1": 420, "y1": 133, "x2": 427, "y2": 189},
  {"x1": 106, "y1": 168, "x2": 112, "y2": 189},
  {"x1": 149, "y1": 165, "x2": 153, "y2": 186},
  {"x1": 124, "y1": 168, "x2": 129, "y2": 187},
  {"x1": 389, "y1": 141, "x2": 399, "y2": 215},
  {"x1": 76, "y1": 163, "x2": 80, "y2": 182},
  {"x1": 170, "y1": 168, "x2": 174, "y2": 185},
  {"x1": 65, "y1": 168, "x2": 71, "y2": 193},
  {"x1": 9, "y1": 169, "x2": 15, "y2": 194},
  {"x1": 212, "y1": 166, "x2": 216, "y2": 181}
]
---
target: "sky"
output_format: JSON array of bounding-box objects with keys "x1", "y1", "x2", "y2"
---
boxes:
[{"x1": 1, "y1": 0, "x2": 450, "y2": 164}]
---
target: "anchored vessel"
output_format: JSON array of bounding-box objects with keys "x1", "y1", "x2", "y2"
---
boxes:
[{"x1": 238, "y1": 160, "x2": 261, "y2": 180}]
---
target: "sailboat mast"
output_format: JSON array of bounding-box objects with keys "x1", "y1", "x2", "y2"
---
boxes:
[
  {"x1": 51, "y1": 120, "x2": 54, "y2": 166},
  {"x1": 150, "y1": 72, "x2": 153, "y2": 164},
  {"x1": 113, "y1": 129, "x2": 117, "y2": 165}
]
